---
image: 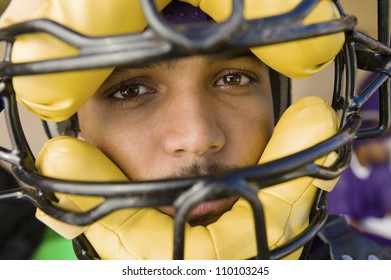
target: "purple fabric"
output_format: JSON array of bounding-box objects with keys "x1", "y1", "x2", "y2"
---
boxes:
[
  {"x1": 327, "y1": 164, "x2": 391, "y2": 220},
  {"x1": 162, "y1": 1, "x2": 211, "y2": 24}
]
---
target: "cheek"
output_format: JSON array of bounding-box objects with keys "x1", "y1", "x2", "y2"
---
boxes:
[
  {"x1": 226, "y1": 93, "x2": 274, "y2": 166},
  {"x1": 241, "y1": 110, "x2": 273, "y2": 163},
  {"x1": 77, "y1": 104, "x2": 158, "y2": 179},
  {"x1": 101, "y1": 130, "x2": 155, "y2": 179}
]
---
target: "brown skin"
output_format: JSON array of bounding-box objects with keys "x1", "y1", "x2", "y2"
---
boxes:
[
  {"x1": 355, "y1": 139, "x2": 390, "y2": 167},
  {"x1": 77, "y1": 53, "x2": 274, "y2": 226}
]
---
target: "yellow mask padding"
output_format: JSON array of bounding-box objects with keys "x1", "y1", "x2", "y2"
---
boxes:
[
  {"x1": 35, "y1": 96, "x2": 339, "y2": 260},
  {"x1": 1, "y1": 0, "x2": 344, "y2": 121},
  {"x1": 199, "y1": 0, "x2": 345, "y2": 78},
  {"x1": 0, "y1": 0, "x2": 171, "y2": 121}
]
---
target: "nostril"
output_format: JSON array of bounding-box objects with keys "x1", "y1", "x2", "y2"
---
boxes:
[{"x1": 210, "y1": 145, "x2": 220, "y2": 152}]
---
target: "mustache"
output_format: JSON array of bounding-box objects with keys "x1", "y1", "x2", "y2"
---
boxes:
[{"x1": 162, "y1": 162, "x2": 240, "y2": 180}]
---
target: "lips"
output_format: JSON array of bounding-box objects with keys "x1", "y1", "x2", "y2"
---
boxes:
[{"x1": 158, "y1": 196, "x2": 239, "y2": 226}]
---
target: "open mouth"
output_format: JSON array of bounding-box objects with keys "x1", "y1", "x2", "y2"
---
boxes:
[{"x1": 157, "y1": 196, "x2": 239, "y2": 226}]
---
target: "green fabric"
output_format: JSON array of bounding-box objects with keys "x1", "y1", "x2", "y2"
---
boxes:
[{"x1": 31, "y1": 227, "x2": 78, "y2": 260}]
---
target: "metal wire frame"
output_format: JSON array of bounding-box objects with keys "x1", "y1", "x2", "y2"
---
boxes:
[
  {"x1": 0, "y1": 0, "x2": 389, "y2": 260},
  {"x1": 0, "y1": 0, "x2": 356, "y2": 77}
]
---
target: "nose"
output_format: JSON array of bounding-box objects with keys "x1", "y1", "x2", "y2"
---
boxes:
[{"x1": 163, "y1": 87, "x2": 226, "y2": 158}]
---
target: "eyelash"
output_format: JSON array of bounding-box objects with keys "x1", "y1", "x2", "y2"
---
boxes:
[
  {"x1": 105, "y1": 78, "x2": 157, "y2": 106},
  {"x1": 104, "y1": 69, "x2": 260, "y2": 106},
  {"x1": 215, "y1": 70, "x2": 260, "y2": 87}
]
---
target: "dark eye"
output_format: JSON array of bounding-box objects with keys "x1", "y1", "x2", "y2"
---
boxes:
[
  {"x1": 112, "y1": 84, "x2": 153, "y2": 99},
  {"x1": 215, "y1": 73, "x2": 251, "y2": 86}
]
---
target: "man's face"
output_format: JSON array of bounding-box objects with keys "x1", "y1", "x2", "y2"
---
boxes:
[
  {"x1": 357, "y1": 139, "x2": 390, "y2": 166},
  {"x1": 77, "y1": 53, "x2": 274, "y2": 225}
]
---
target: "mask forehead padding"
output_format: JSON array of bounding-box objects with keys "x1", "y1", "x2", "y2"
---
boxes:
[
  {"x1": 199, "y1": 0, "x2": 345, "y2": 78},
  {"x1": 1, "y1": 0, "x2": 172, "y2": 121}
]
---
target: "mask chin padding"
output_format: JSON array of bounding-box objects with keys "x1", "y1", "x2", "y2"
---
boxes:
[{"x1": 35, "y1": 96, "x2": 339, "y2": 260}]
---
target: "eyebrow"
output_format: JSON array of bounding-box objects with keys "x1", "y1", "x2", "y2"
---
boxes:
[
  {"x1": 204, "y1": 52, "x2": 264, "y2": 67},
  {"x1": 113, "y1": 51, "x2": 265, "y2": 73}
]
